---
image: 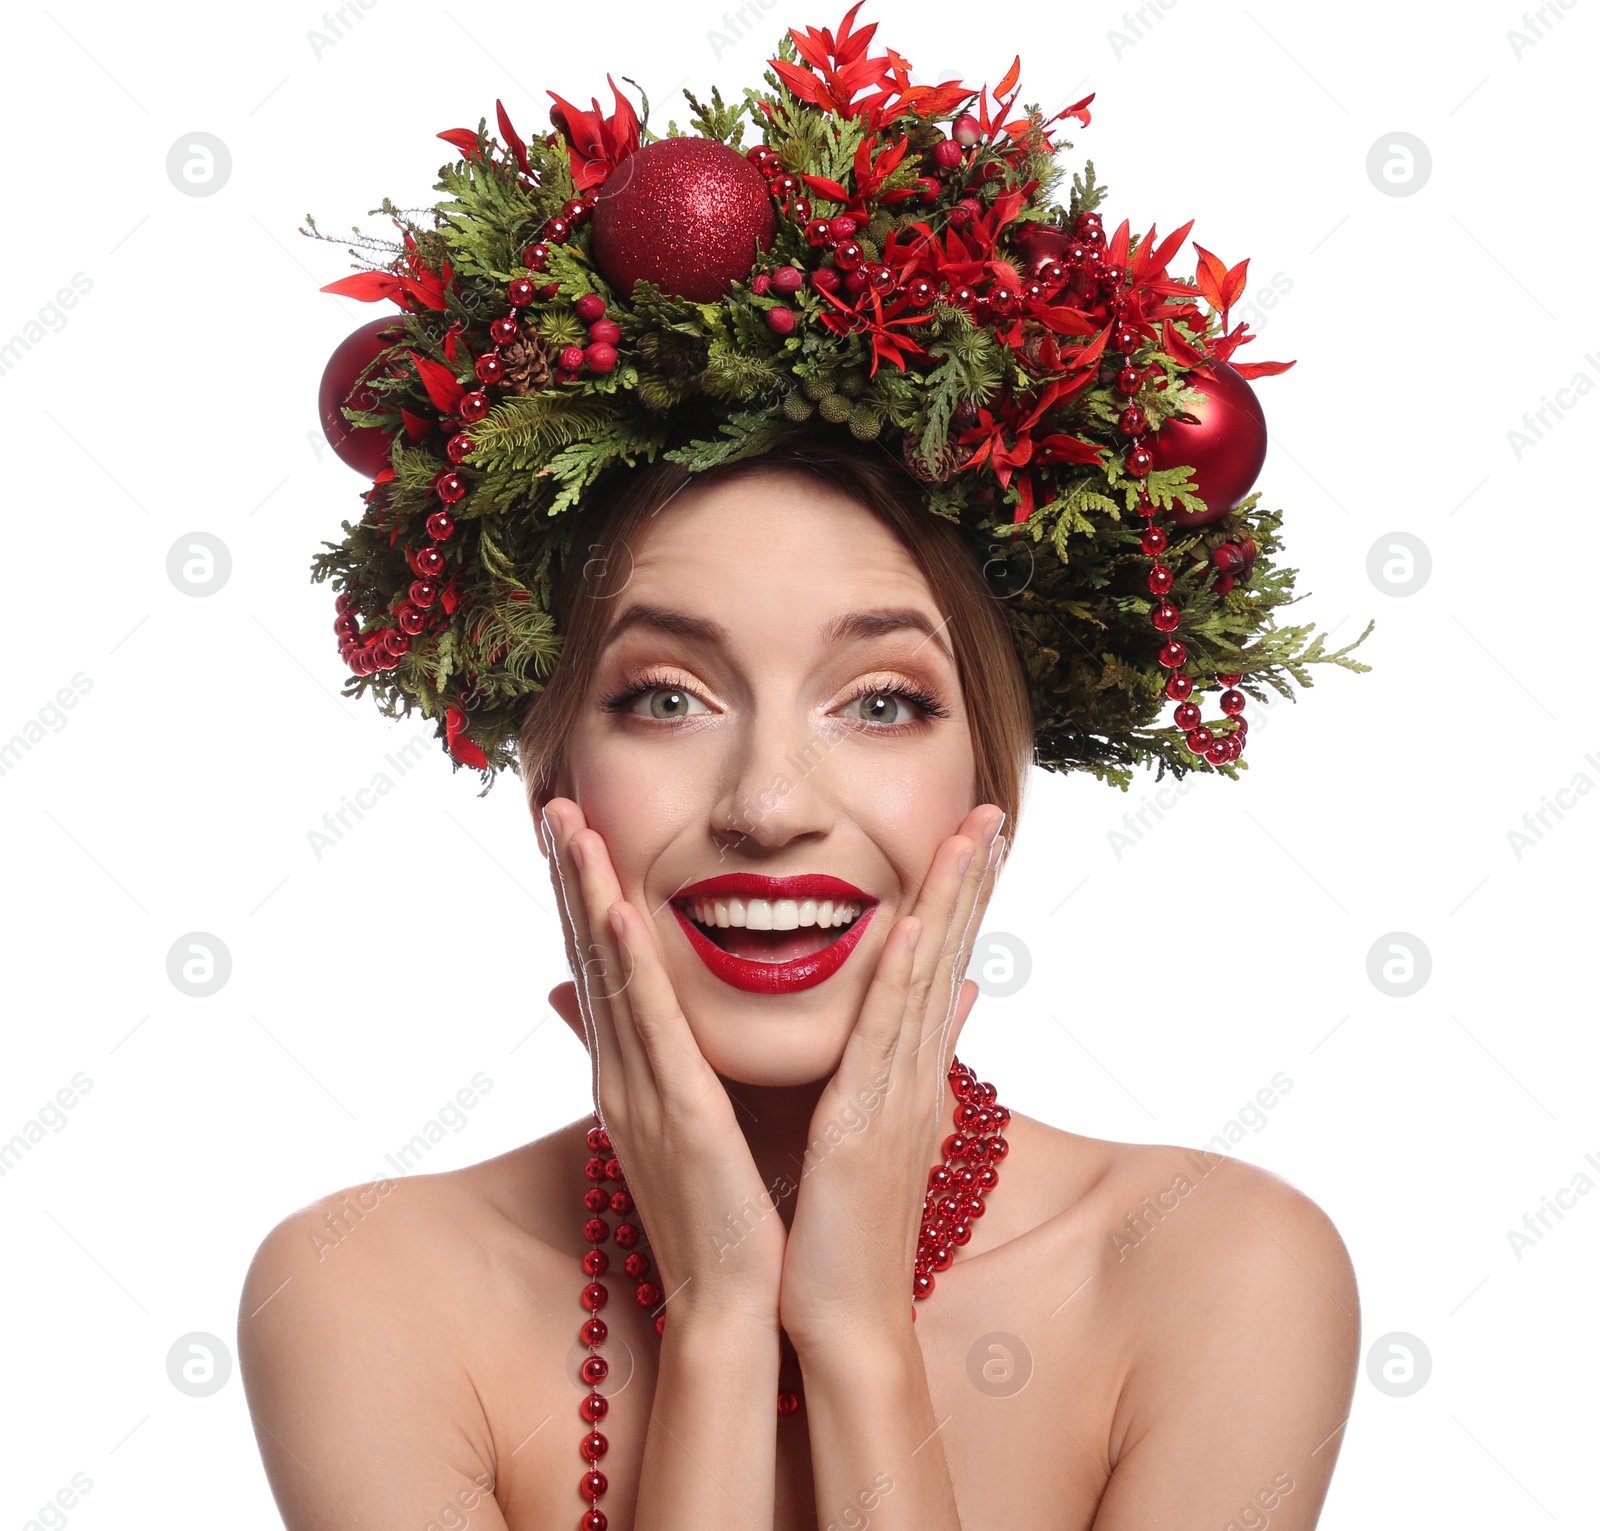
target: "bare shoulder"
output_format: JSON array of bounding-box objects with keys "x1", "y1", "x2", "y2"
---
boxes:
[
  {"x1": 237, "y1": 1122, "x2": 588, "y2": 1529},
  {"x1": 1062, "y1": 1137, "x2": 1360, "y2": 1528}
]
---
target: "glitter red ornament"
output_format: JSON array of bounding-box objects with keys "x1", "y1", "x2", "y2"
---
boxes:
[{"x1": 590, "y1": 136, "x2": 776, "y2": 303}]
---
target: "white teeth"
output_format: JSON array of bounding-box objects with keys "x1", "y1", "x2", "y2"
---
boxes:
[{"x1": 684, "y1": 895, "x2": 862, "y2": 929}]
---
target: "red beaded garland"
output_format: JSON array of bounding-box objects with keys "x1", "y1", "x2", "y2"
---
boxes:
[{"x1": 572, "y1": 1056, "x2": 1006, "y2": 1529}]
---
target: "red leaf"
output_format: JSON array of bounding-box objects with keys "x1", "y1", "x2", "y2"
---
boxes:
[
  {"x1": 1222, "y1": 257, "x2": 1250, "y2": 312},
  {"x1": 409, "y1": 350, "x2": 465, "y2": 413},
  {"x1": 1162, "y1": 318, "x2": 1208, "y2": 368},
  {"x1": 1231, "y1": 359, "x2": 1297, "y2": 379},
  {"x1": 372, "y1": 467, "x2": 397, "y2": 483},
  {"x1": 437, "y1": 128, "x2": 481, "y2": 161},
  {"x1": 400, "y1": 408, "x2": 432, "y2": 443},
  {"x1": 993, "y1": 55, "x2": 1021, "y2": 100},
  {"x1": 1148, "y1": 219, "x2": 1195, "y2": 278},
  {"x1": 1192, "y1": 243, "x2": 1229, "y2": 311},
  {"x1": 771, "y1": 57, "x2": 829, "y2": 106},
  {"x1": 496, "y1": 99, "x2": 530, "y2": 176},
  {"x1": 1106, "y1": 218, "x2": 1131, "y2": 269},
  {"x1": 321, "y1": 271, "x2": 404, "y2": 302},
  {"x1": 445, "y1": 707, "x2": 488, "y2": 770},
  {"x1": 802, "y1": 174, "x2": 852, "y2": 202}
]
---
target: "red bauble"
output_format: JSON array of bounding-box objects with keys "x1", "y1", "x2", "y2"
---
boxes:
[
  {"x1": 318, "y1": 318, "x2": 405, "y2": 477},
  {"x1": 1148, "y1": 361, "x2": 1269, "y2": 528},
  {"x1": 591, "y1": 137, "x2": 776, "y2": 302}
]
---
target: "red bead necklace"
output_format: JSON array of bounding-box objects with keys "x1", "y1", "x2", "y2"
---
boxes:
[{"x1": 571, "y1": 1055, "x2": 1010, "y2": 1530}]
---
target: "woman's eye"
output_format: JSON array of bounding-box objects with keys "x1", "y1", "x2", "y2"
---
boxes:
[
  {"x1": 843, "y1": 688, "x2": 938, "y2": 727},
  {"x1": 851, "y1": 691, "x2": 906, "y2": 726},
  {"x1": 631, "y1": 686, "x2": 708, "y2": 720}
]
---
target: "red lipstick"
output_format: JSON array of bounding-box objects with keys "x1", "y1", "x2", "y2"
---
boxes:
[{"x1": 669, "y1": 874, "x2": 877, "y2": 995}]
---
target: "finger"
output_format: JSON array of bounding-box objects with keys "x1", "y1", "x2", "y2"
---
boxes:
[
  {"x1": 605, "y1": 900, "x2": 720, "y2": 1100},
  {"x1": 540, "y1": 801, "x2": 601, "y2": 1062},
  {"x1": 565, "y1": 821, "x2": 661, "y2": 1099},
  {"x1": 542, "y1": 799, "x2": 640, "y2": 1098},
  {"x1": 903, "y1": 806, "x2": 1004, "y2": 1051},
  {"x1": 834, "y1": 914, "x2": 925, "y2": 1081},
  {"x1": 924, "y1": 819, "x2": 1007, "y2": 1048}
]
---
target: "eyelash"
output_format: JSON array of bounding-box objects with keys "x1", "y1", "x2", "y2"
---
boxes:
[{"x1": 600, "y1": 667, "x2": 952, "y2": 732}]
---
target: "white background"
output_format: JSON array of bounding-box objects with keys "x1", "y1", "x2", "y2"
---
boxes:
[{"x1": 1, "y1": 0, "x2": 1594, "y2": 1524}]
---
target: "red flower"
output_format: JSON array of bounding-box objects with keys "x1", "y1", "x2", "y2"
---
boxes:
[
  {"x1": 814, "y1": 280, "x2": 934, "y2": 375},
  {"x1": 546, "y1": 75, "x2": 641, "y2": 191},
  {"x1": 770, "y1": 3, "x2": 976, "y2": 129}
]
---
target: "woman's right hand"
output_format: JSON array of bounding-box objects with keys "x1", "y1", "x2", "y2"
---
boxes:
[{"x1": 538, "y1": 796, "x2": 787, "y2": 1332}]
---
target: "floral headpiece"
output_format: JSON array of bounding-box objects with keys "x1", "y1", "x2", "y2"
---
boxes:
[{"x1": 310, "y1": 3, "x2": 1371, "y2": 788}]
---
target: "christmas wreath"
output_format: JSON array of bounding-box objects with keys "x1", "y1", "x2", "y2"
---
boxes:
[{"x1": 309, "y1": 3, "x2": 1372, "y2": 788}]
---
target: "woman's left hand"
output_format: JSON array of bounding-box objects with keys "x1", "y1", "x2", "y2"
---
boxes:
[{"x1": 777, "y1": 802, "x2": 1007, "y2": 1357}]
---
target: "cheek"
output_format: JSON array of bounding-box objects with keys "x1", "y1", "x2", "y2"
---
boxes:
[
  {"x1": 567, "y1": 735, "x2": 701, "y2": 899},
  {"x1": 838, "y1": 737, "x2": 975, "y2": 897}
]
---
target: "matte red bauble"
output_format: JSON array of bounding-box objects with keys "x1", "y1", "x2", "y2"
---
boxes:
[
  {"x1": 319, "y1": 317, "x2": 405, "y2": 477},
  {"x1": 1148, "y1": 361, "x2": 1268, "y2": 528},
  {"x1": 591, "y1": 137, "x2": 776, "y2": 302}
]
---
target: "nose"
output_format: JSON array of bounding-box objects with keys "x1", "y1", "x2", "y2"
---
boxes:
[{"x1": 710, "y1": 709, "x2": 842, "y2": 852}]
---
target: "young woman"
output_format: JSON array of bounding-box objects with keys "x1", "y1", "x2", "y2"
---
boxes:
[{"x1": 238, "y1": 443, "x2": 1359, "y2": 1529}]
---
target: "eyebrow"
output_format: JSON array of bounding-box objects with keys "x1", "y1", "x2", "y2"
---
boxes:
[{"x1": 596, "y1": 603, "x2": 955, "y2": 665}]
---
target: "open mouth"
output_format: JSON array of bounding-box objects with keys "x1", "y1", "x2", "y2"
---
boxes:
[
  {"x1": 667, "y1": 875, "x2": 879, "y2": 995},
  {"x1": 674, "y1": 894, "x2": 869, "y2": 964}
]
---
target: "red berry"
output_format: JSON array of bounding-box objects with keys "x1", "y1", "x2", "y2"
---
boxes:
[
  {"x1": 829, "y1": 214, "x2": 857, "y2": 240},
  {"x1": 772, "y1": 265, "x2": 803, "y2": 295},
  {"x1": 916, "y1": 175, "x2": 940, "y2": 205},
  {"x1": 932, "y1": 139, "x2": 964, "y2": 170},
  {"x1": 584, "y1": 341, "x2": 618, "y2": 372},
  {"x1": 751, "y1": 272, "x2": 772, "y2": 295},
  {"x1": 588, "y1": 319, "x2": 621, "y2": 344},
  {"x1": 811, "y1": 267, "x2": 842, "y2": 294},
  {"x1": 576, "y1": 294, "x2": 606, "y2": 322},
  {"x1": 560, "y1": 345, "x2": 585, "y2": 371},
  {"x1": 765, "y1": 306, "x2": 795, "y2": 335},
  {"x1": 843, "y1": 268, "x2": 870, "y2": 294},
  {"x1": 537, "y1": 281, "x2": 559, "y2": 300}
]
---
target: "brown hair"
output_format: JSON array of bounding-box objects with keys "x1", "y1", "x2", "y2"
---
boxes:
[{"x1": 517, "y1": 437, "x2": 1034, "y2": 829}]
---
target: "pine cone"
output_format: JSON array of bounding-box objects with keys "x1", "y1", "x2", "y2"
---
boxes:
[
  {"x1": 500, "y1": 325, "x2": 552, "y2": 395},
  {"x1": 902, "y1": 431, "x2": 958, "y2": 482}
]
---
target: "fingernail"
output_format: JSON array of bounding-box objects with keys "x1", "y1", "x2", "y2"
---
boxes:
[
  {"x1": 984, "y1": 809, "x2": 1006, "y2": 845},
  {"x1": 570, "y1": 836, "x2": 586, "y2": 871},
  {"x1": 956, "y1": 846, "x2": 975, "y2": 879},
  {"x1": 608, "y1": 903, "x2": 625, "y2": 939},
  {"x1": 905, "y1": 919, "x2": 923, "y2": 953}
]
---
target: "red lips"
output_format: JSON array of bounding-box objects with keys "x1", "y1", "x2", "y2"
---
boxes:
[{"x1": 670, "y1": 873, "x2": 877, "y2": 994}]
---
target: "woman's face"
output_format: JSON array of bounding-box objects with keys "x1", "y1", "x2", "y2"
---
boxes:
[{"x1": 545, "y1": 470, "x2": 979, "y2": 1087}]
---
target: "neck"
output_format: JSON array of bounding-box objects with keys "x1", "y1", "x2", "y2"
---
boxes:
[{"x1": 717, "y1": 1074, "x2": 830, "y2": 1234}]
